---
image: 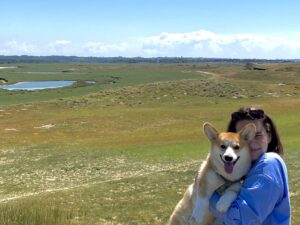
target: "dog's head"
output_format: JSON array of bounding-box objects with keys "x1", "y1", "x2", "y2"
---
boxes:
[{"x1": 203, "y1": 122, "x2": 256, "y2": 181}]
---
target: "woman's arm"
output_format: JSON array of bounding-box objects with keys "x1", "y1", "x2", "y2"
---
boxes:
[{"x1": 209, "y1": 173, "x2": 282, "y2": 224}]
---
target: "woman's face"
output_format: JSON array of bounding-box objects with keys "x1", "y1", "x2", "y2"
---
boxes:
[{"x1": 236, "y1": 119, "x2": 271, "y2": 160}]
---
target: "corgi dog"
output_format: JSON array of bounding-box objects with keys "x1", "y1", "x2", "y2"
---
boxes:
[{"x1": 168, "y1": 122, "x2": 256, "y2": 225}]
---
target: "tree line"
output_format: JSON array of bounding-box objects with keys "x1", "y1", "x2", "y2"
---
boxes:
[{"x1": 0, "y1": 55, "x2": 294, "y2": 64}]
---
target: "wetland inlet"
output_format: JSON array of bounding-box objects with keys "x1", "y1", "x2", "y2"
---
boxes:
[{"x1": 0, "y1": 81, "x2": 76, "y2": 90}]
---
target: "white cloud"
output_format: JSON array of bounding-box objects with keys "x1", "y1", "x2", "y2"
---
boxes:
[
  {"x1": 0, "y1": 40, "x2": 38, "y2": 55},
  {"x1": 1, "y1": 30, "x2": 300, "y2": 58},
  {"x1": 46, "y1": 40, "x2": 73, "y2": 55},
  {"x1": 48, "y1": 40, "x2": 71, "y2": 48},
  {"x1": 141, "y1": 30, "x2": 300, "y2": 58},
  {"x1": 83, "y1": 42, "x2": 129, "y2": 56},
  {"x1": 144, "y1": 30, "x2": 229, "y2": 47}
]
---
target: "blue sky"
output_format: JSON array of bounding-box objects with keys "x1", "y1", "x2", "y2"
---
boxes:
[{"x1": 1, "y1": 0, "x2": 300, "y2": 58}]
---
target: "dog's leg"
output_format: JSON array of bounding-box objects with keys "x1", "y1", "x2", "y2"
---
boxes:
[
  {"x1": 190, "y1": 169, "x2": 224, "y2": 224},
  {"x1": 215, "y1": 182, "x2": 241, "y2": 212},
  {"x1": 190, "y1": 195, "x2": 209, "y2": 224}
]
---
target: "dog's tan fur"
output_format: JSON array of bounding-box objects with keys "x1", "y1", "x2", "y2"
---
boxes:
[{"x1": 168, "y1": 122, "x2": 256, "y2": 225}]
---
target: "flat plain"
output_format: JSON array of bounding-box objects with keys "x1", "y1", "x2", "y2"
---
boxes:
[{"x1": 0, "y1": 62, "x2": 299, "y2": 224}]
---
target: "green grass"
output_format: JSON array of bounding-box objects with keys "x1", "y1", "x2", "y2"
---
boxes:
[
  {"x1": 0, "y1": 63, "x2": 299, "y2": 224},
  {"x1": 0, "y1": 200, "x2": 73, "y2": 225},
  {"x1": 0, "y1": 63, "x2": 208, "y2": 106}
]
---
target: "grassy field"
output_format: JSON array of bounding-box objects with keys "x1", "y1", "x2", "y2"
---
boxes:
[{"x1": 0, "y1": 63, "x2": 299, "y2": 224}]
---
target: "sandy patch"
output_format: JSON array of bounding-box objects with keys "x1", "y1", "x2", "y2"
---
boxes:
[
  {"x1": 34, "y1": 124, "x2": 55, "y2": 129},
  {"x1": 196, "y1": 70, "x2": 217, "y2": 75},
  {"x1": 4, "y1": 128, "x2": 18, "y2": 132}
]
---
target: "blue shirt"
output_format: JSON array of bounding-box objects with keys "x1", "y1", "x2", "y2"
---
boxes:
[{"x1": 209, "y1": 152, "x2": 291, "y2": 225}]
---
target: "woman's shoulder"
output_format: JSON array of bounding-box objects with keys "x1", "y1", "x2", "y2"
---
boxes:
[
  {"x1": 249, "y1": 152, "x2": 287, "y2": 181},
  {"x1": 260, "y1": 152, "x2": 285, "y2": 165},
  {"x1": 253, "y1": 152, "x2": 285, "y2": 167},
  {"x1": 243, "y1": 152, "x2": 289, "y2": 201}
]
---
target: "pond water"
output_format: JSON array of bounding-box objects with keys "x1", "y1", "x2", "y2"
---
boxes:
[
  {"x1": 0, "y1": 81, "x2": 76, "y2": 91},
  {"x1": 24, "y1": 71, "x2": 79, "y2": 74},
  {"x1": 0, "y1": 67, "x2": 17, "y2": 69}
]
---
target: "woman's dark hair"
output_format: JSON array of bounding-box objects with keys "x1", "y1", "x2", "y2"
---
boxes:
[{"x1": 227, "y1": 107, "x2": 284, "y2": 155}]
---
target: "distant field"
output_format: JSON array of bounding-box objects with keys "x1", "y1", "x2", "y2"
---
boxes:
[{"x1": 0, "y1": 63, "x2": 299, "y2": 224}]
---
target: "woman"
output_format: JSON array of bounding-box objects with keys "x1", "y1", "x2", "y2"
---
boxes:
[{"x1": 209, "y1": 107, "x2": 291, "y2": 225}]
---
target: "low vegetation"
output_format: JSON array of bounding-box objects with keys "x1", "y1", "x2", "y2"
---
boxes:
[{"x1": 0, "y1": 62, "x2": 299, "y2": 224}]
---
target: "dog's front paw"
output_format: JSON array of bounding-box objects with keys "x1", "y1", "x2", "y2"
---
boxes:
[
  {"x1": 215, "y1": 198, "x2": 231, "y2": 212},
  {"x1": 216, "y1": 189, "x2": 238, "y2": 212}
]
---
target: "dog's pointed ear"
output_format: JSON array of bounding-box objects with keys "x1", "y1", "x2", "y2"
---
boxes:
[
  {"x1": 239, "y1": 123, "x2": 256, "y2": 142},
  {"x1": 203, "y1": 122, "x2": 219, "y2": 141}
]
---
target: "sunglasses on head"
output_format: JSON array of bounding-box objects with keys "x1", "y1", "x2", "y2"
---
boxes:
[{"x1": 231, "y1": 108, "x2": 265, "y2": 121}]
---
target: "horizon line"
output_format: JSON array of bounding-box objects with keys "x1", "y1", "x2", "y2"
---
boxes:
[{"x1": 0, "y1": 55, "x2": 299, "y2": 61}]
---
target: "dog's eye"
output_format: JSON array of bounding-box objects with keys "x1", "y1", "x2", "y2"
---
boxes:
[
  {"x1": 220, "y1": 144, "x2": 227, "y2": 149},
  {"x1": 233, "y1": 145, "x2": 240, "y2": 150}
]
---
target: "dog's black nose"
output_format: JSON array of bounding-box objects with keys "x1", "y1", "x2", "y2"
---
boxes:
[{"x1": 224, "y1": 155, "x2": 233, "y2": 162}]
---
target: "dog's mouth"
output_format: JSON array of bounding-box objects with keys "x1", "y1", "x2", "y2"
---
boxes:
[{"x1": 220, "y1": 155, "x2": 240, "y2": 174}]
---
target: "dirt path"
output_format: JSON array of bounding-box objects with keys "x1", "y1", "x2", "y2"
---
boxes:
[
  {"x1": 196, "y1": 70, "x2": 218, "y2": 76},
  {"x1": 0, "y1": 161, "x2": 199, "y2": 203}
]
